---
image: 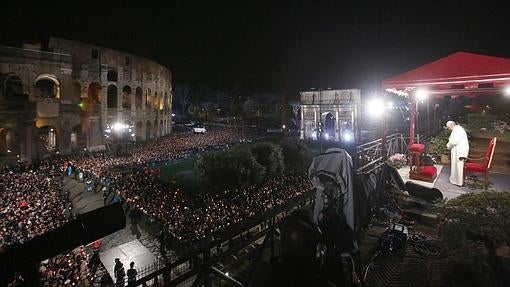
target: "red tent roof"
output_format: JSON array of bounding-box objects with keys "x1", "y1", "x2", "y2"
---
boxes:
[{"x1": 383, "y1": 52, "x2": 510, "y2": 90}]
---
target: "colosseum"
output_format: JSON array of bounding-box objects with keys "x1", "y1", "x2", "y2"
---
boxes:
[{"x1": 0, "y1": 37, "x2": 172, "y2": 163}]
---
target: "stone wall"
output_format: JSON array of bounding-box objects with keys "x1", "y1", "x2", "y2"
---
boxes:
[{"x1": 0, "y1": 38, "x2": 173, "y2": 163}]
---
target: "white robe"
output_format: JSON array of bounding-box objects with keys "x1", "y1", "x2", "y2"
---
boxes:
[{"x1": 446, "y1": 125, "x2": 469, "y2": 186}]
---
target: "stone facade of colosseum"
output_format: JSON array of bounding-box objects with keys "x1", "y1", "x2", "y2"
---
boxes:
[{"x1": 0, "y1": 37, "x2": 172, "y2": 163}]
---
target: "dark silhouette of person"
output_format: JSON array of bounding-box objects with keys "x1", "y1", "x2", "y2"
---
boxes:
[
  {"x1": 127, "y1": 261, "x2": 138, "y2": 286},
  {"x1": 115, "y1": 260, "x2": 125, "y2": 287}
]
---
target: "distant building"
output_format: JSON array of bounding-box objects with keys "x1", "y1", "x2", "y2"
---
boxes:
[
  {"x1": 0, "y1": 38, "x2": 172, "y2": 163},
  {"x1": 299, "y1": 89, "x2": 361, "y2": 142}
]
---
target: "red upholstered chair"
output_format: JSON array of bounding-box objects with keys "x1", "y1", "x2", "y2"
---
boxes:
[
  {"x1": 408, "y1": 144, "x2": 425, "y2": 171},
  {"x1": 460, "y1": 137, "x2": 497, "y2": 190}
]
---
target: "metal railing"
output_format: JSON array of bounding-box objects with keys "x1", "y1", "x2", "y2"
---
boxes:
[
  {"x1": 355, "y1": 133, "x2": 406, "y2": 174},
  {"x1": 354, "y1": 133, "x2": 431, "y2": 174}
]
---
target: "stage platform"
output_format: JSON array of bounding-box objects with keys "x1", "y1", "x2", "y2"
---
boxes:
[{"x1": 100, "y1": 239, "x2": 156, "y2": 280}]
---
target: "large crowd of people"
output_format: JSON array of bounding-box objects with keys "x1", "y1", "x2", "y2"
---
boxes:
[
  {"x1": 39, "y1": 246, "x2": 92, "y2": 286},
  {"x1": 0, "y1": 162, "x2": 95, "y2": 286},
  {"x1": 63, "y1": 129, "x2": 257, "y2": 178},
  {"x1": 1, "y1": 128, "x2": 314, "y2": 285},
  {"x1": 0, "y1": 169, "x2": 68, "y2": 250},
  {"x1": 111, "y1": 171, "x2": 313, "y2": 242}
]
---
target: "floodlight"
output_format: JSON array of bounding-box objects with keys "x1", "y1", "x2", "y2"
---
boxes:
[
  {"x1": 342, "y1": 130, "x2": 354, "y2": 142},
  {"x1": 367, "y1": 98, "x2": 384, "y2": 118},
  {"x1": 416, "y1": 88, "x2": 428, "y2": 102},
  {"x1": 505, "y1": 86, "x2": 510, "y2": 96},
  {"x1": 112, "y1": 122, "x2": 127, "y2": 132}
]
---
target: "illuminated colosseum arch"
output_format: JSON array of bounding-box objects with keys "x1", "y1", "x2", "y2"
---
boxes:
[
  {"x1": 107, "y1": 85, "x2": 118, "y2": 109},
  {"x1": 145, "y1": 89, "x2": 152, "y2": 109},
  {"x1": 38, "y1": 125, "x2": 58, "y2": 151},
  {"x1": 154, "y1": 92, "x2": 160, "y2": 111},
  {"x1": 135, "y1": 87, "x2": 143, "y2": 110},
  {"x1": 87, "y1": 82, "x2": 101, "y2": 103},
  {"x1": 35, "y1": 74, "x2": 61, "y2": 99},
  {"x1": 122, "y1": 85, "x2": 132, "y2": 109}
]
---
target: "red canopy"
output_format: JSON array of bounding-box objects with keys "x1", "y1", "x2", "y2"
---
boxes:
[
  {"x1": 383, "y1": 51, "x2": 510, "y2": 95},
  {"x1": 382, "y1": 51, "x2": 510, "y2": 145}
]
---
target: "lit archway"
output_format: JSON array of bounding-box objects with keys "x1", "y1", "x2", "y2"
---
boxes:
[
  {"x1": 145, "y1": 89, "x2": 152, "y2": 109},
  {"x1": 35, "y1": 74, "x2": 60, "y2": 99},
  {"x1": 154, "y1": 92, "x2": 160, "y2": 111},
  {"x1": 38, "y1": 126, "x2": 58, "y2": 151}
]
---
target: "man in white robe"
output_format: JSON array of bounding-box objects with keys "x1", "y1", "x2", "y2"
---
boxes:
[{"x1": 446, "y1": 121, "x2": 469, "y2": 186}]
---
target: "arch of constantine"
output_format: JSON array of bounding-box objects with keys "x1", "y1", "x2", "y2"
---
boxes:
[{"x1": 300, "y1": 89, "x2": 361, "y2": 143}]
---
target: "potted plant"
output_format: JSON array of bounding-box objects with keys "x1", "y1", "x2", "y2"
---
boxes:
[
  {"x1": 428, "y1": 129, "x2": 451, "y2": 164},
  {"x1": 387, "y1": 153, "x2": 407, "y2": 169}
]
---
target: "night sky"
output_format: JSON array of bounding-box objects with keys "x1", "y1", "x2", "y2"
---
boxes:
[{"x1": 2, "y1": 0, "x2": 510, "y2": 99}]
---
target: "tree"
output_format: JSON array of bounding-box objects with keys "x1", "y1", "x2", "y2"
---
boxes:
[
  {"x1": 438, "y1": 192, "x2": 510, "y2": 286},
  {"x1": 438, "y1": 191, "x2": 510, "y2": 250},
  {"x1": 196, "y1": 149, "x2": 266, "y2": 192},
  {"x1": 279, "y1": 138, "x2": 311, "y2": 172},
  {"x1": 242, "y1": 99, "x2": 258, "y2": 115},
  {"x1": 251, "y1": 142, "x2": 285, "y2": 177},
  {"x1": 174, "y1": 83, "x2": 191, "y2": 116}
]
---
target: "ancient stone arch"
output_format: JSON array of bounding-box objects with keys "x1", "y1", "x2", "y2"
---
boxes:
[
  {"x1": 35, "y1": 74, "x2": 61, "y2": 99},
  {"x1": 1, "y1": 73, "x2": 25, "y2": 101},
  {"x1": 38, "y1": 125, "x2": 59, "y2": 151},
  {"x1": 299, "y1": 89, "x2": 361, "y2": 142}
]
